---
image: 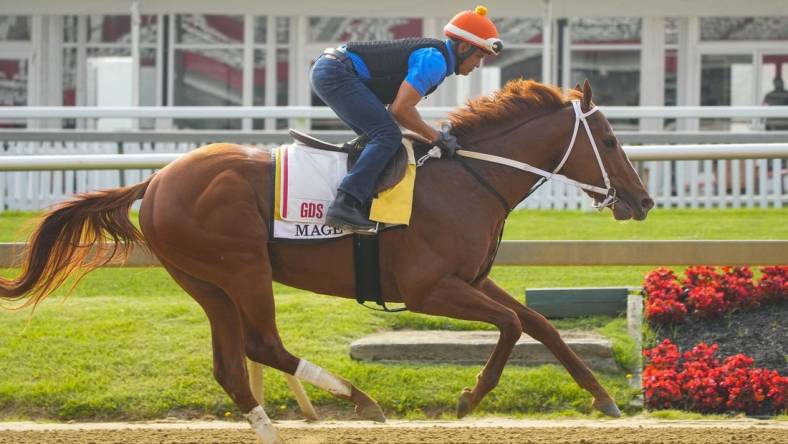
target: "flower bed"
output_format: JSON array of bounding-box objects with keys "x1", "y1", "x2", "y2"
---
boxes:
[
  {"x1": 642, "y1": 265, "x2": 787, "y2": 415},
  {"x1": 643, "y1": 339, "x2": 786, "y2": 414},
  {"x1": 643, "y1": 266, "x2": 787, "y2": 324}
]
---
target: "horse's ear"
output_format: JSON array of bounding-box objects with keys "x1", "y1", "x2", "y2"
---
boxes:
[
  {"x1": 574, "y1": 83, "x2": 582, "y2": 92},
  {"x1": 582, "y1": 79, "x2": 593, "y2": 109}
]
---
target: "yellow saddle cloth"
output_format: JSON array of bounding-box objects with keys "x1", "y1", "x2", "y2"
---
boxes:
[{"x1": 369, "y1": 139, "x2": 417, "y2": 226}]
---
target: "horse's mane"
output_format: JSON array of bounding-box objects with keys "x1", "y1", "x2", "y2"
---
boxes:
[{"x1": 448, "y1": 79, "x2": 584, "y2": 137}]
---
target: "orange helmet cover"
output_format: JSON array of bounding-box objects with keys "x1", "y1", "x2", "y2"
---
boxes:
[{"x1": 444, "y1": 5, "x2": 503, "y2": 54}]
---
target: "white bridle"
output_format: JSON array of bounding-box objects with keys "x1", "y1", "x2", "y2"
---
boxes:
[{"x1": 453, "y1": 100, "x2": 618, "y2": 210}]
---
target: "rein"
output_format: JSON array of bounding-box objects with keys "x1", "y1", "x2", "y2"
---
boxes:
[{"x1": 454, "y1": 100, "x2": 619, "y2": 211}]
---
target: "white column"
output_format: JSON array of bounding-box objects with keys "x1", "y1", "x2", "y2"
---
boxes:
[
  {"x1": 423, "y1": 16, "x2": 438, "y2": 38},
  {"x1": 28, "y1": 15, "x2": 43, "y2": 128},
  {"x1": 561, "y1": 18, "x2": 571, "y2": 88},
  {"x1": 130, "y1": 1, "x2": 141, "y2": 130},
  {"x1": 76, "y1": 15, "x2": 88, "y2": 128},
  {"x1": 286, "y1": 16, "x2": 298, "y2": 131},
  {"x1": 265, "y1": 15, "x2": 277, "y2": 130},
  {"x1": 154, "y1": 13, "x2": 164, "y2": 130},
  {"x1": 639, "y1": 17, "x2": 665, "y2": 131},
  {"x1": 242, "y1": 14, "x2": 254, "y2": 131},
  {"x1": 30, "y1": 16, "x2": 63, "y2": 128},
  {"x1": 455, "y1": 74, "x2": 471, "y2": 105},
  {"x1": 130, "y1": 1, "x2": 140, "y2": 106},
  {"x1": 541, "y1": 0, "x2": 552, "y2": 85},
  {"x1": 165, "y1": 13, "x2": 176, "y2": 129},
  {"x1": 676, "y1": 17, "x2": 700, "y2": 131},
  {"x1": 292, "y1": 15, "x2": 310, "y2": 130},
  {"x1": 287, "y1": 16, "x2": 298, "y2": 110},
  {"x1": 50, "y1": 17, "x2": 63, "y2": 127}
]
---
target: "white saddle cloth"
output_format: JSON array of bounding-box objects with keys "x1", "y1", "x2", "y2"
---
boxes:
[{"x1": 273, "y1": 143, "x2": 350, "y2": 240}]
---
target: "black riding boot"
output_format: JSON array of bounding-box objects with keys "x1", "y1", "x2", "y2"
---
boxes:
[{"x1": 325, "y1": 191, "x2": 376, "y2": 234}]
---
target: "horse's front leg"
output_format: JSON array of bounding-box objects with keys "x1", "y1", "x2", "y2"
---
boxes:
[
  {"x1": 406, "y1": 276, "x2": 523, "y2": 418},
  {"x1": 479, "y1": 278, "x2": 622, "y2": 417}
]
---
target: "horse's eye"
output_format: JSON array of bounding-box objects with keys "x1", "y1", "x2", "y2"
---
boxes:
[{"x1": 603, "y1": 138, "x2": 617, "y2": 149}]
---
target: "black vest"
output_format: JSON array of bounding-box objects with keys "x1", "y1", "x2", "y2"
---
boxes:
[{"x1": 345, "y1": 38, "x2": 452, "y2": 104}]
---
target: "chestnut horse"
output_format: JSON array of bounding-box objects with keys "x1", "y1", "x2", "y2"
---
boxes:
[{"x1": 1, "y1": 80, "x2": 652, "y2": 443}]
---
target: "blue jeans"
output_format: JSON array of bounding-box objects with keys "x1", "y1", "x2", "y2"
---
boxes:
[{"x1": 310, "y1": 55, "x2": 402, "y2": 204}]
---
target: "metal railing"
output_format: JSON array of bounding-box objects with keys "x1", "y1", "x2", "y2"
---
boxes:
[
  {"x1": 1, "y1": 144, "x2": 787, "y2": 171},
  {"x1": 2, "y1": 105, "x2": 788, "y2": 119},
  {"x1": 1, "y1": 129, "x2": 788, "y2": 144}
]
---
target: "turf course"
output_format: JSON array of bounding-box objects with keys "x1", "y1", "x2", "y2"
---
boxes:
[{"x1": 0, "y1": 208, "x2": 785, "y2": 420}]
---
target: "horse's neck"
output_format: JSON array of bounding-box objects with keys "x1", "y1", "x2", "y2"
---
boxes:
[{"x1": 466, "y1": 107, "x2": 572, "y2": 210}]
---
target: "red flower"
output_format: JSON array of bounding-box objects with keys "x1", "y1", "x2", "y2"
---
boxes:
[
  {"x1": 643, "y1": 339, "x2": 680, "y2": 370},
  {"x1": 686, "y1": 284, "x2": 727, "y2": 319},
  {"x1": 643, "y1": 339, "x2": 787, "y2": 415},
  {"x1": 643, "y1": 268, "x2": 687, "y2": 324},
  {"x1": 720, "y1": 266, "x2": 759, "y2": 310},
  {"x1": 683, "y1": 266, "x2": 720, "y2": 290},
  {"x1": 758, "y1": 265, "x2": 787, "y2": 304},
  {"x1": 643, "y1": 266, "x2": 785, "y2": 325},
  {"x1": 645, "y1": 298, "x2": 688, "y2": 324}
]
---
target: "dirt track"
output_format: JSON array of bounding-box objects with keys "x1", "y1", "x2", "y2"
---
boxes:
[{"x1": 1, "y1": 419, "x2": 786, "y2": 444}]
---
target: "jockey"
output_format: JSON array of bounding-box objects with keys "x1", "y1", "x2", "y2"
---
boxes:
[{"x1": 311, "y1": 5, "x2": 503, "y2": 234}]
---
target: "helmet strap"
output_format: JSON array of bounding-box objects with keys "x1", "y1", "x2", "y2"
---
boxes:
[{"x1": 452, "y1": 40, "x2": 478, "y2": 74}]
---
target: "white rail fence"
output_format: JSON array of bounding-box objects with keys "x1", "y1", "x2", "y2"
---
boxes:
[{"x1": 0, "y1": 106, "x2": 786, "y2": 212}]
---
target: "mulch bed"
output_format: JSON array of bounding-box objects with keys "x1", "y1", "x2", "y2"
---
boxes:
[{"x1": 655, "y1": 300, "x2": 787, "y2": 375}]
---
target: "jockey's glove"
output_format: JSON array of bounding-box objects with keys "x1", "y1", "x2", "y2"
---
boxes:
[{"x1": 435, "y1": 124, "x2": 459, "y2": 158}]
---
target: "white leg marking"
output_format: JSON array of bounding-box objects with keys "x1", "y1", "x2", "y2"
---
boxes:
[
  {"x1": 245, "y1": 405, "x2": 283, "y2": 444},
  {"x1": 295, "y1": 359, "x2": 352, "y2": 397}
]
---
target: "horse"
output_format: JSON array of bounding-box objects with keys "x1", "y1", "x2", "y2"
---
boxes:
[{"x1": 1, "y1": 79, "x2": 653, "y2": 443}]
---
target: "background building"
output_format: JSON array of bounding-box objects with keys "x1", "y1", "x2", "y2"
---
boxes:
[{"x1": 1, "y1": 0, "x2": 786, "y2": 132}]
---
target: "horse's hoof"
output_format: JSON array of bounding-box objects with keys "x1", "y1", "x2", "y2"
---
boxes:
[
  {"x1": 356, "y1": 402, "x2": 386, "y2": 423},
  {"x1": 456, "y1": 388, "x2": 475, "y2": 419},
  {"x1": 592, "y1": 399, "x2": 622, "y2": 418}
]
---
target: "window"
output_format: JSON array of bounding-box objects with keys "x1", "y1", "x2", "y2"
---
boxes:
[
  {"x1": 571, "y1": 50, "x2": 640, "y2": 106},
  {"x1": 701, "y1": 17, "x2": 788, "y2": 41},
  {"x1": 308, "y1": 17, "x2": 422, "y2": 43},
  {"x1": 700, "y1": 54, "x2": 754, "y2": 130},
  {"x1": 61, "y1": 15, "x2": 159, "y2": 129},
  {"x1": 88, "y1": 15, "x2": 158, "y2": 44},
  {"x1": 0, "y1": 58, "x2": 28, "y2": 128},
  {"x1": 0, "y1": 15, "x2": 31, "y2": 41},
  {"x1": 172, "y1": 15, "x2": 243, "y2": 129},
  {"x1": 571, "y1": 18, "x2": 640, "y2": 44},
  {"x1": 253, "y1": 17, "x2": 290, "y2": 130},
  {"x1": 489, "y1": 18, "x2": 542, "y2": 87},
  {"x1": 571, "y1": 18, "x2": 642, "y2": 129}
]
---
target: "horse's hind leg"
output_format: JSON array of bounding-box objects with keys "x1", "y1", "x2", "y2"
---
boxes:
[
  {"x1": 405, "y1": 276, "x2": 524, "y2": 418},
  {"x1": 479, "y1": 277, "x2": 621, "y2": 417},
  {"x1": 160, "y1": 261, "x2": 283, "y2": 443},
  {"x1": 226, "y1": 258, "x2": 386, "y2": 423}
]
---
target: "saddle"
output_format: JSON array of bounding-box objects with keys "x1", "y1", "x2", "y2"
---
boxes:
[{"x1": 288, "y1": 129, "x2": 431, "y2": 194}]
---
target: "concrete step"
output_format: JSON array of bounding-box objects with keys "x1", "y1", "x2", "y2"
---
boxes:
[{"x1": 350, "y1": 330, "x2": 618, "y2": 372}]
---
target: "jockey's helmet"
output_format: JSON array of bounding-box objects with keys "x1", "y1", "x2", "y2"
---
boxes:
[{"x1": 444, "y1": 5, "x2": 503, "y2": 55}]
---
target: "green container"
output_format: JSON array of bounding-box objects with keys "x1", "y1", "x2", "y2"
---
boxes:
[{"x1": 524, "y1": 287, "x2": 629, "y2": 318}]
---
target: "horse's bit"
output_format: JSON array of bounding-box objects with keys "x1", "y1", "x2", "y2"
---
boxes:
[{"x1": 451, "y1": 100, "x2": 619, "y2": 210}]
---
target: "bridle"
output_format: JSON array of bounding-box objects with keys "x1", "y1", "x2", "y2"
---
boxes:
[{"x1": 451, "y1": 100, "x2": 619, "y2": 211}]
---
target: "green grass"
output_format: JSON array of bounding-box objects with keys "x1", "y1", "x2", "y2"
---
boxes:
[
  {"x1": 0, "y1": 208, "x2": 785, "y2": 420},
  {"x1": 502, "y1": 208, "x2": 788, "y2": 240}
]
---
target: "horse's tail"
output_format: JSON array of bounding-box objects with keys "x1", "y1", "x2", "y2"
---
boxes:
[{"x1": 0, "y1": 177, "x2": 152, "y2": 310}]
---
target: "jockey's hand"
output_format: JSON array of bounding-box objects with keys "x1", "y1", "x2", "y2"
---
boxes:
[{"x1": 435, "y1": 124, "x2": 459, "y2": 158}]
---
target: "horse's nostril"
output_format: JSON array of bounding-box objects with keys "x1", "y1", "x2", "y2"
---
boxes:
[{"x1": 642, "y1": 197, "x2": 655, "y2": 210}]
